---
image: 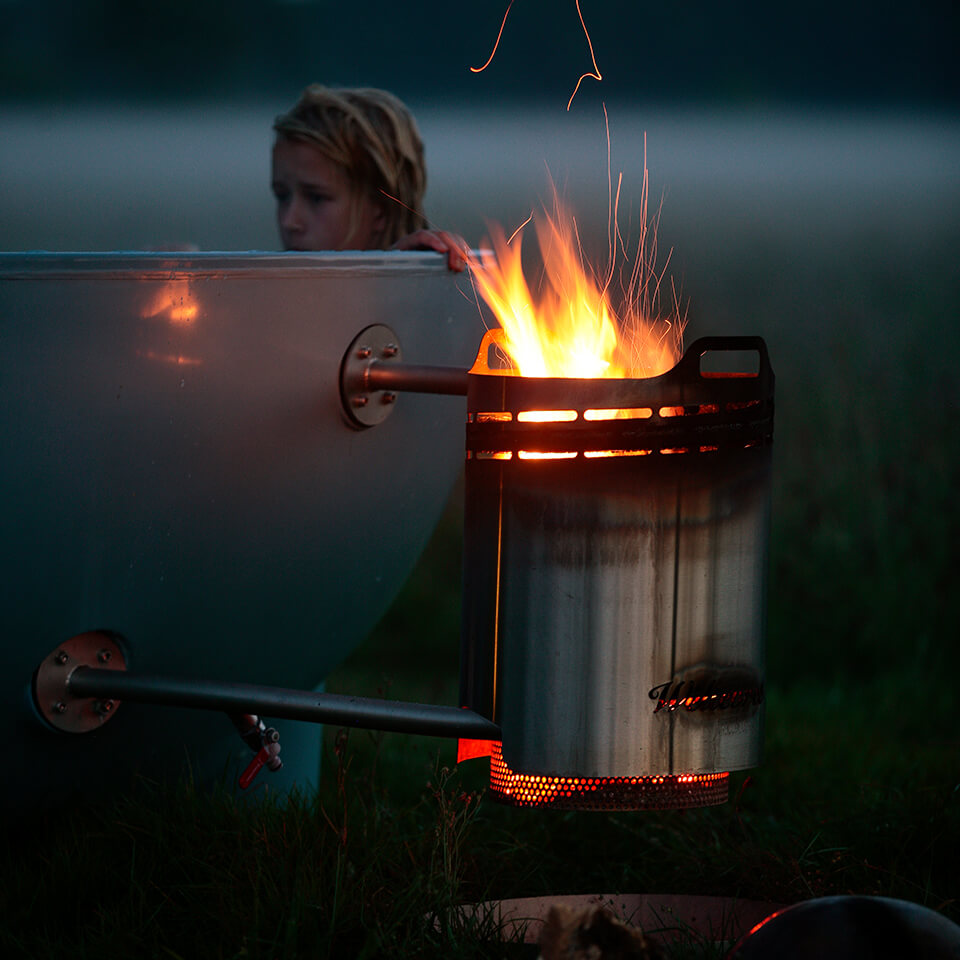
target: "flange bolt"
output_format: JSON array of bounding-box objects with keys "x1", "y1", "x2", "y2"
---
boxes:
[
  {"x1": 97, "y1": 649, "x2": 112, "y2": 664},
  {"x1": 55, "y1": 651, "x2": 69, "y2": 665},
  {"x1": 53, "y1": 701, "x2": 67, "y2": 715}
]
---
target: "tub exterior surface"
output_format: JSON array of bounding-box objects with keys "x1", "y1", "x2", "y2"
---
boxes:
[{"x1": 0, "y1": 251, "x2": 481, "y2": 813}]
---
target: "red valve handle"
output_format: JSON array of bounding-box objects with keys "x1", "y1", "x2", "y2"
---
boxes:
[{"x1": 239, "y1": 747, "x2": 269, "y2": 790}]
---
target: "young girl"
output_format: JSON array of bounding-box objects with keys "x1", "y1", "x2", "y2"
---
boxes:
[{"x1": 271, "y1": 85, "x2": 466, "y2": 271}]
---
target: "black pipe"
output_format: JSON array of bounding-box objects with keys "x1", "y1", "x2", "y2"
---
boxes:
[
  {"x1": 365, "y1": 361, "x2": 469, "y2": 396},
  {"x1": 67, "y1": 667, "x2": 500, "y2": 740}
]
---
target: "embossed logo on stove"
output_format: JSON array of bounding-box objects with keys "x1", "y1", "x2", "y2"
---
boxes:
[{"x1": 649, "y1": 664, "x2": 764, "y2": 714}]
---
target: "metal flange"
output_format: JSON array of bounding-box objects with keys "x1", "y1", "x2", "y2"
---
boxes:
[
  {"x1": 339, "y1": 324, "x2": 403, "y2": 428},
  {"x1": 34, "y1": 631, "x2": 127, "y2": 733}
]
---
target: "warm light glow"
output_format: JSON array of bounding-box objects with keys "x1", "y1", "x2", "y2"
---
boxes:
[
  {"x1": 468, "y1": 161, "x2": 682, "y2": 380},
  {"x1": 584, "y1": 407, "x2": 652, "y2": 421},
  {"x1": 469, "y1": 445, "x2": 732, "y2": 462},
  {"x1": 137, "y1": 350, "x2": 203, "y2": 367},
  {"x1": 517, "y1": 410, "x2": 578, "y2": 423},
  {"x1": 659, "y1": 405, "x2": 685, "y2": 418},
  {"x1": 518, "y1": 450, "x2": 578, "y2": 460},
  {"x1": 489, "y1": 742, "x2": 729, "y2": 809},
  {"x1": 650, "y1": 683, "x2": 765, "y2": 714},
  {"x1": 457, "y1": 737, "x2": 495, "y2": 762},
  {"x1": 141, "y1": 281, "x2": 199, "y2": 325},
  {"x1": 660, "y1": 403, "x2": 720, "y2": 418},
  {"x1": 584, "y1": 449, "x2": 651, "y2": 459}
]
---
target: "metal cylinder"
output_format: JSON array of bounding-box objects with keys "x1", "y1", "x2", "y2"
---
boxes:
[{"x1": 460, "y1": 337, "x2": 774, "y2": 809}]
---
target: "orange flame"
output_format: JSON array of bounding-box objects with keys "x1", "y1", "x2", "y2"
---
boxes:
[
  {"x1": 468, "y1": 194, "x2": 681, "y2": 380},
  {"x1": 468, "y1": 111, "x2": 683, "y2": 381}
]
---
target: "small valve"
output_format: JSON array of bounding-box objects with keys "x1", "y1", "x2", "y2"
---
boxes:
[
  {"x1": 239, "y1": 736, "x2": 282, "y2": 790},
  {"x1": 230, "y1": 714, "x2": 283, "y2": 790}
]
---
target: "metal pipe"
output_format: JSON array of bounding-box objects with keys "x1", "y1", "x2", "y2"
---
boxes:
[
  {"x1": 67, "y1": 667, "x2": 500, "y2": 740},
  {"x1": 365, "y1": 360, "x2": 468, "y2": 396}
]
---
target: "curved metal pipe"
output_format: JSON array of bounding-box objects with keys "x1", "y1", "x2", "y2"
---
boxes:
[{"x1": 67, "y1": 667, "x2": 500, "y2": 741}]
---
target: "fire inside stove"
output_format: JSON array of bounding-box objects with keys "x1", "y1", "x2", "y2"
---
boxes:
[
  {"x1": 489, "y1": 742, "x2": 730, "y2": 810},
  {"x1": 458, "y1": 331, "x2": 774, "y2": 810}
]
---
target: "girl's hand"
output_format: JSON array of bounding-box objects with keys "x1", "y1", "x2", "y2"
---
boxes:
[{"x1": 392, "y1": 230, "x2": 468, "y2": 272}]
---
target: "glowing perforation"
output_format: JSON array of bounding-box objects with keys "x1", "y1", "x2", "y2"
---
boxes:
[
  {"x1": 584, "y1": 449, "x2": 653, "y2": 459},
  {"x1": 699, "y1": 445, "x2": 719, "y2": 453},
  {"x1": 517, "y1": 410, "x2": 578, "y2": 423},
  {"x1": 476, "y1": 450, "x2": 514, "y2": 460},
  {"x1": 726, "y1": 399, "x2": 761, "y2": 412},
  {"x1": 584, "y1": 407, "x2": 653, "y2": 421},
  {"x1": 660, "y1": 447, "x2": 689, "y2": 455},
  {"x1": 518, "y1": 450, "x2": 578, "y2": 460},
  {"x1": 489, "y1": 743, "x2": 729, "y2": 809},
  {"x1": 476, "y1": 411, "x2": 513, "y2": 423},
  {"x1": 659, "y1": 401, "x2": 724, "y2": 419}
]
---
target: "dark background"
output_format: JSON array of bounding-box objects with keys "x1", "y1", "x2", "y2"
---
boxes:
[{"x1": 2, "y1": 0, "x2": 957, "y2": 106}]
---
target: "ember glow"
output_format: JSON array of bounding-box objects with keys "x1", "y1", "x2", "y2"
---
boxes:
[
  {"x1": 566, "y1": 0, "x2": 603, "y2": 111},
  {"x1": 470, "y1": 0, "x2": 514, "y2": 74},
  {"x1": 488, "y1": 742, "x2": 730, "y2": 809},
  {"x1": 470, "y1": 0, "x2": 602, "y2": 111}
]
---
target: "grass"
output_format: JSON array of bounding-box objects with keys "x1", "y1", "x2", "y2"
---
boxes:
[
  {"x1": 2, "y1": 673, "x2": 956, "y2": 958},
  {"x1": 2, "y1": 225, "x2": 958, "y2": 957}
]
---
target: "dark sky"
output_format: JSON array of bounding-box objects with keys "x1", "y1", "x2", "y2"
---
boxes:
[{"x1": 2, "y1": 0, "x2": 957, "y2": 105}]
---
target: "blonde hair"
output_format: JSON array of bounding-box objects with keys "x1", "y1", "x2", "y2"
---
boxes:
[{"x1": 273, "y1": 85, "x2": 427, "y2": 247}]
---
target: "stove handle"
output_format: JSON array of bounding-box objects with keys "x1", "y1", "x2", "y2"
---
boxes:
[{"x1": 678, "y1": 336, "x2": 772, "y2": 381}]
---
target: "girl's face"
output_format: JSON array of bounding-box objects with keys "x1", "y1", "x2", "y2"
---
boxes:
[{"x1": 271, "y1": 138, "x2": 386, "y2": 251}]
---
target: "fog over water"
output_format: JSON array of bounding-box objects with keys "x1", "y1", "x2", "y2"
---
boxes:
[{"x1": 3, "y1": 104, "x2": 958, "y2": 257}]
